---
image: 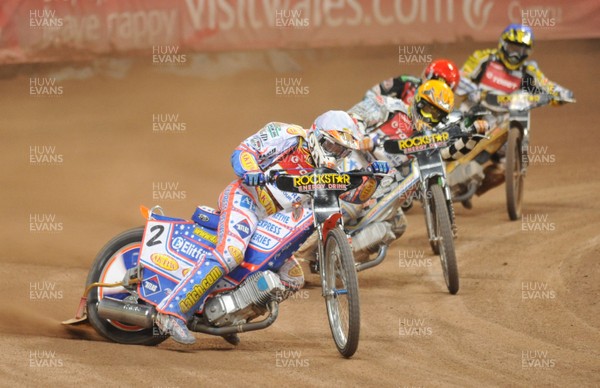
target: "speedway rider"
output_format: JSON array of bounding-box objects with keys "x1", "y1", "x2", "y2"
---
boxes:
[
  {"x1": 154, "y1": 111, "x2": 389, "y2": 344},
  {"x1": 455, "y1": 24, "x2": 574, "y2": 193},
  {"x1": 354, "y1": 79, "x2": 487, "y2": 231},
  {"x1": 368, "y1": 58, "x2": 461, "y2": 105}
]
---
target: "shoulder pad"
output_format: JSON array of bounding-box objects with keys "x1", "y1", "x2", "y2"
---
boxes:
[
  {"x1": 524, "y1": 60, "x2": 539, "y2": 70},
  {"x1": 462, "y1": 49, "x2": 495, "y2": 75}
]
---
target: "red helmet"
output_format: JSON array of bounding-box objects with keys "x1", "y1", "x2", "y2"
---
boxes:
[{"x1": 422, "y1": 59, "x2": 460, "y2": 91}]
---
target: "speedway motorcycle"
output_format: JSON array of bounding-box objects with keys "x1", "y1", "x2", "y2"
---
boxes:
[
  {"x1": 384, "y1": 122, "x2": 465, "y2": 295},
  {"x1": 64, "y1": 168, "x2": 373, "y2": 358},
  {"x1": 447, "y1": 90, "x2": 575, "y2": 220}
]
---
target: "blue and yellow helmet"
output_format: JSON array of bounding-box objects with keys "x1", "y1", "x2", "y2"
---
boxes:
[{"x1": 498, "y1": 24, "x2": 534, "y2": 70}]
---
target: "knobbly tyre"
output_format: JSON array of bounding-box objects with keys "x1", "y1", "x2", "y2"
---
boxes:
[
  {"x1": 384, "y1": 121, "x2": 469, "y2": 295},
  {"x1": 447, "y1": 90, "x2": 575, "y2": 220},
  {"x1": 63, "y1": 167, "x2": 373, "y2": 358}
]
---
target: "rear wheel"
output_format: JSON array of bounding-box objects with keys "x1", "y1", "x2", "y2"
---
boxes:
[
  {"x1": 86, "y1": 227, "x2": 167, "y2": 345},
  {"x1": 506, "y1": 127, "x2": 524, "y2": 221},
  {"x1": 323, "y1": 227, "x2": 360, "y2": 358},
  {"x1": 431, "y1": 185, "x2": 459, "y2": 294}
]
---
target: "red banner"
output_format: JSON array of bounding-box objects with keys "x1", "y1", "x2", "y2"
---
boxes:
[{"x1": 1, "y1": 0, "x2": 599, "y2": 64}]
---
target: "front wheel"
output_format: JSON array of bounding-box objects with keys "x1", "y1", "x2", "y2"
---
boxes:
[
  {"x1": 506, "y1": 127, "x2": 524, "y2": 221},
  {"x1": 323, "y1": 227, "x2": 360, "y2": 358},
  {"x1": 431, "y1": 185, "x2": 459, "y2": 294},
  {"x1": 86, "y1": 227, "x2": 167, "y2": 345}
]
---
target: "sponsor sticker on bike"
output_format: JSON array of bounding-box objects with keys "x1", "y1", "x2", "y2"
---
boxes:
[
  {"x1": 142, "y1": 275, "x2": 162, "y2": 297},
  {"x1": 292, "y1": 173, "x2": 351, "y2": 192},
  {"x1": 193, "y1": 227, "x2": 218, "y2": 245},
  {"x1": 397, "y1": 132, "x2": 450, "y2": 154},
  {"x1": 151, "y1": 253, "x2": 179, "y2": 271},
  {"x1": 358, "y1": 177, "x2": 377, "y2": 202}
]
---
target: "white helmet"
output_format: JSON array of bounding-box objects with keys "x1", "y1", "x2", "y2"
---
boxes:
[{"x1": 307, "y1": 110, "x2": 362, "y2": 168}]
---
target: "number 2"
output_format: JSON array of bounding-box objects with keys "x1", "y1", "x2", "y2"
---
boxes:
[{"x1": 146, "y1": 225, "x2": 165, "y2": 247}]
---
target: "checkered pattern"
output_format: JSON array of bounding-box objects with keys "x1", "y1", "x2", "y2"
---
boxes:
[{"x1": 441, "y1": 136, "x2": 482, "y2": 161}]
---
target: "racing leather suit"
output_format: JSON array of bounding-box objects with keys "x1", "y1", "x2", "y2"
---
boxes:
[
  {"x1": 157, "y1": 123, "x2": 316, "y2": 321},
  {"x1": 457, "y1": 48, "x2": 573, "y2": 106}
]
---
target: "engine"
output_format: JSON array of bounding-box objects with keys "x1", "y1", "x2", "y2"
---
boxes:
[
  {"x1": 203, "y1": 271, "x2": 286, "y2": 327},
  {"x1": 448, "y1": 161, "x2": 484, "y2": 189}
]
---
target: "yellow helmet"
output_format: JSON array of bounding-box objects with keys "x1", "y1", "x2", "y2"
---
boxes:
[{"x1": 411, "y1": 79, "x2": 454, "y2": 132}]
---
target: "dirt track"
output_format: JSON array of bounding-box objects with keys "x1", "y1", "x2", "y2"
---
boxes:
[{"x1": 1, "y1": 39, "x2": 599, "y2": 387}]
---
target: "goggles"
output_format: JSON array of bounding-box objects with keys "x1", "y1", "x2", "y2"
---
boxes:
[
  {"x1": 321, "y1": 137, "x2": 352, "y2": 159},
  {"x1": 503, "y1": 41, "x2": 531, "y2": 61},
  {"x1": 417, "y1": 100, "x2": 448, "y2": 123}
]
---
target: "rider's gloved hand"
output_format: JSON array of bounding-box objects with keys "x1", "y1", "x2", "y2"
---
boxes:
[
  {"x1": 551, "y1": 89, "x2": 574, "y2": 106},
  {"x1": 243, "y1": 171, "x2": 265, "y2": 186},
  {"x1": 467, "y1": 89, "x2": 481, "y2": 103},
  {"x1": 359, "y1": 134, "x2": 381, "y2": 152},
  {"x1": 359, "y1": 137, "x2": 374, "y2": 152},
  {"x1": 472, "y1": 119, "x2": 489, "y2": 134},
  {"x1": 368, "y1": 160, "x2": 390, "y2": 174}
]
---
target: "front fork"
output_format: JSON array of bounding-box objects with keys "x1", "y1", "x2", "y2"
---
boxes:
[
  {"x1": 511, "y1": 113, "x2": 531, "y2": 174},
  {"x1": 422, "y1": 177, "x2": 457, "y2": 240}
]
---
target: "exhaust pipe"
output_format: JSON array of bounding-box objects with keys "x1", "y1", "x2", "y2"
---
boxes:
[
  {"x1": 190, "y1": 301, "x2": 279, "y2": 335},
  {"x1": 97, "y1": 297, "x2": 156, "y2": 328}
]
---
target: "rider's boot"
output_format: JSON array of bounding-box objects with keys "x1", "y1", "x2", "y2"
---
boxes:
[
  {"x1": 476, "y1": 163, "x2": 505, "y2": 196},
  {"x1": 155, "y1": 313, "x2": 196, "y2": 345},
  {"x1": 294, "y1": 231, "x2": 319, "y2": 273},
  {"x1": 391, "y1": 208, "x2": 408, "y2": 238}
]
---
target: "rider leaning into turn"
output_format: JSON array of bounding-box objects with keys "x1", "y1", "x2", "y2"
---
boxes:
[
  {"x1": 455, "y1": 23, "x2": 574, "y2": 193},
  {"x1": 154, "y1": 110, "x2": 389, "y2": 344}
]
